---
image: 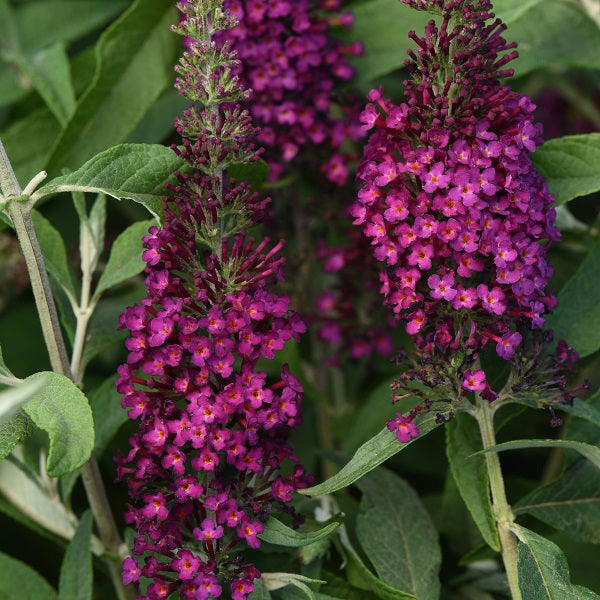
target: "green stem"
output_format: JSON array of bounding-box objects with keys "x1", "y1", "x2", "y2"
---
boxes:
[
  {"x1": 0, "y1": 138, "x2": 134, "y2": 600},
  {"x1": 474, "y1": 396, "x2": 521, "y2": 600}
]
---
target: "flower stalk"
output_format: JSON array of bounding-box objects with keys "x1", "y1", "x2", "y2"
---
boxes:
[
  {"x1": 473, "y1": 395, "x2": 521, "y2": 600},
  {"x1": 0, "y1": 138, "x2": 133, "y2": 600}
]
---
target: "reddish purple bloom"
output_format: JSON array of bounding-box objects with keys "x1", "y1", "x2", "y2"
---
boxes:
[
  {"x1": 462, "y1": 370, "x2": 487, "y2": 392},
  {"x1": 387, "y1": 413, "x2": 420, "y2": 443}
]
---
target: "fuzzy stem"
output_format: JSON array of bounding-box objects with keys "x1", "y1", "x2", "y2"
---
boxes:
[
  {"x1": 0, "y1": 138, "x2": 134, "y2": 600},
  {"x1": 474, "y1": 395, "x2": 521, "y2": 600}
]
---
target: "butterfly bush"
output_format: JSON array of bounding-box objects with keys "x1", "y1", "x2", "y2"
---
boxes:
[
  {"x1": 353, "y1": 0, "x2": 584, "y2": 441},
  {"x1": 211, "y1": 0, "x2": 363, "y2": 185},
  {"x1": 115, "y1": 2, "x2": 311, "y2": 598}
]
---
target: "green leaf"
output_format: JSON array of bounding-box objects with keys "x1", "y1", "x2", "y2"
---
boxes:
[
  {"x1": 0, "y1": 411, "x2": 33, "y2": 461},
  {"x1": 514, "y1": 525, "x2": 600, "y2": 599},
  {"x1": 93, "y1": 218, "x2": 155, "y2": 300},
  {"x1": 44, "y1": 0, "x2": 178, "y2": 175},
  {"x1": 4, "y1": 43, "x2": 75, "y2": 125},
  {"x1": 0, "y1": 456, "x2": 76, "y2": 541},
  {"x1": 545, "y1": 240, "x2": 600, "y2": 358},
  {"x1": 480, "y1": 439, "x2": 600, "y2": 471},
  {"x1": 0, "y1": 0, "x2": 20, "y2": 53},
  {"x1": 14, "y1": 0, "x2": 127, "y2": 53},
  {"x1": 446, "y1": 414, "x2": 500, "y2": 551},
  {"x1": 34, "y1": 144, "x2": 186, "y2": 220},
  {"x1": 346, "y1": 0, "x2": 431, "y2": 82},
  {"x1": 342, "y1": 376, "x2": 400, "y2": 453},
  {"x1": 259, "y1": 516, "x2": 340, "y2": 548},
  {"x1": 356, "y1": 469, "x2": 441, "y2": 600},
  {"x1": 0, "y1": 374, "x2": 50, "y2": 427},
  {"x1": 88, "y1": 375, "x2": 128, "y2": 456},
  {"x1": 79, "y1": 193, "x2": 107, "y2": 275},
  {"x1": 0, "y1": 345, "x2": 15, "y2": 380},
  {"x1": 514, "y1": 460, "x2": 600, "y2": 544},
  {"x1": 558, "y1": 397, "x2": 600, "y2": 429},
  {"x1": 0, "y1": 106, "x2": 60, "y2": 185},
  {"x1": 59, "y1": 510, "x2": 93, "y2": 600},
  {"x1": 82, "y1": 286, "x2": 143, "y2": 368},
  {"x1": 248, "y1": 579, "x2": 272, "y2": 600},
  {"x1": 492, "y1": 0, "x2": 542, "y2": 24},
  {"x1": 0, "y1": 65, "x2": 27, "y2": 107},
  {"x1": 0, "y1": 551, "x2": 58, "y2": 599},
  {"x1": 299, "y1": 412, "x2": 440, "y2": 496},
  {"x1": 31, "y1": 209, "x2": 78, "y2": 302},
  {"x1": 339, "y1": 520, "x2": 417, "y2": 600},
  {"x1": 506, "y1": 1, "x2": 600, "y2": 77},
  {"x1": 262, "y1": 573, "x2": 325, "y2": 600},
  {"x1": 22, "y1": 372, "x2": 94, "y2": 476},
  {"x1": 229, "y1": 159, "x2": 270, "y2": 192},
  {"x1": 532, "y1": 134, "x2": 600, "y2": 206}
]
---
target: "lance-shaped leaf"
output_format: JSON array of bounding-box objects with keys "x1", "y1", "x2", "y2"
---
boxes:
[
  {"x1": 0, "y1": 412, "x2": 33, "y2": 461},
  {"x1": 532, "y1": 134, "x2": 600, "y2": 205},
  {"x1": 92, "y1": 218, "x2": 155, "y2": 300},
  {"x1": 4, "y1": 42, "x2": 75, "y2": 125},
  {"x1": 59, "y1": 510, "x2": 93, "y2": 600},
  {"x1": 479, "y1": 439, "x2": 600, "y2": 471},
  {"x1": 0, "y1": 374, "x2": 48, "y2": 427},
  {"x1": 446, "y1": 413, "x2": 500, "y2": 551},
  {"x1": 299, "y1": 412, "x2": 440, "y2": 496},
  {"x1": 0, "y1": 457, "x2": 76, "y2": 541},
  {"x1": 356, "y1": 469, "x2": 441, "y2": 600},
  {"x1": 31, "y1": 209, "x2": 78, "y2": 302},
  {"x1": 513, "y1": 524, "x2": 600, "y2": 599},
  {"x1": 545, "y1": 240, "x2": 600, "y2": 358},
  {"x1": 44, "y1": 0, "x2": 178, "y2": 175},
  {"x1": 0, "y1": 551, "x2": 58, "y2": 599},
  {"x1": 14, "y1": 0, "x2": 127, "y2": 53},
  {"x1": 338, "y1": 515, "x2": 417, "y2": 600},
  {"x1": 514, "y1": 460, "x2": 600, "y2": 544},
  {"x1": 33, "y1": 144, "x2": 185, "y2": 220},
  {"x1": 259, "y1": 516, "x2": 340, "y2": 548},
  {"x1": 22, "y1": 371, "x2": 94, "y2": 476}
]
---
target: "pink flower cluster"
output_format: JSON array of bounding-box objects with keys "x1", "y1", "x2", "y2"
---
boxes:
[
  {"x1": 353, "y1": 0, "x2": 570, "y2": 439},
  {"x1": 212, "y1": 0, "x2": 363, "y2": 184},
  {"x1": 115, "y1": 179, "x2": 311, "y2": 599},
  {"x1": 314, "y1": 232, "x2": 395, "y2": 364}
]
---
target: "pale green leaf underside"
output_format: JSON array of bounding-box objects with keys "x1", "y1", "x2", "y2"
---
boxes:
[{"x1": 22, "y1": 372, "x2": 94, "y2": 476}]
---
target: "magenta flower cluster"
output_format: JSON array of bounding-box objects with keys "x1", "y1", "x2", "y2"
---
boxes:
[
  {"x1": 115, "y1": 177, "x2": 311, "y2": 599},
  {"x1": 212, "y1": 0, "x2": 363, "y2": 185},
  {"x1": 115, "y1": 2, "x2": 311, "y2": 598},
  {"x1": 314, "y1": 231, "x2": 395, "y2": 364},
  {"x1": 353, "y1": 0, "x2": 568, "y2": 440}
]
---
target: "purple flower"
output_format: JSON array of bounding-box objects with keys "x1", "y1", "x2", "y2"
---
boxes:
[
  {"x1": 462, "y1": 370, "x2": 487, "y2": 392},
  {"x1": 496, "y1": 331, "x2": 523, "y2": 360},
  {"x1": 387, "y1": 413, "x2": 420, "y2": 443}
]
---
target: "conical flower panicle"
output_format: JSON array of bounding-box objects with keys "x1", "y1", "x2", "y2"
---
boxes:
[
  {"x1": 211, "y1": 0, "x2": 364, "y2": 185},
  {"x1": 115, "y1": 2, "x2": 311, "y2": 598},
  {"x1": 353, "y1": 0, "x2": 583, "y2": 441}
]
